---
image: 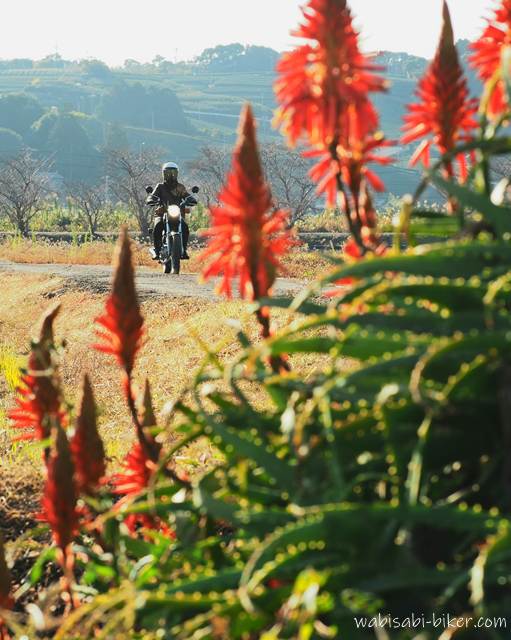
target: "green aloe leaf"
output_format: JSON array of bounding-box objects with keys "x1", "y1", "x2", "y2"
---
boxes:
[{"x1": 429, "y1": 173, "x2": 511, "y2": 237}]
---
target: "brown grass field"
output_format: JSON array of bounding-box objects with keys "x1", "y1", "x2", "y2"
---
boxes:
[{"x1": 0, "y1": 268, "x2": 336, "y2": 548}]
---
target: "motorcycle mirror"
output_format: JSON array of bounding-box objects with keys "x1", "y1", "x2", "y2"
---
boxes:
[
  {"x1": 191, "y1": 186, "x2": 199, "y2": 194},
  {"x1": 145, "y1": 185, "x2": 154, "y2": 194}
]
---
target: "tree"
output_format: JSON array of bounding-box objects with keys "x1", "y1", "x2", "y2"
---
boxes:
[
  {"x1": 106, "y1": 147, "x2": 161, "y2": 237},
  {"x1": 98, "y1": 82, "x2": 191, "y2": 133},
  {"x1": 80, "y1": 59, "x2": 113, "y2": 82},
  {"x1": 30, "y1": 110, "x2": 100, "y2": 182},
  {"x1": 188, "y1": 143, "x2": 316, "y2": 223},
  {"x1": 260, "y1": 143, "x2": 316, "y2": 224},
  {"x1": 35, "y1": 53, "x2": 66, "y2": 69},
  {"x1": 0, "y1": 151, "x2": 52, "y2": 235},
  {"x1": 194, "y1": 44, "x2": 279, "y2": 72},
  {"x1": 67, "y1": 181, "x2": 110, "y2": 236},
  {"x1": 0, "y1": 128, "x2": 23, "y2": 157},
  {"x1": 0, "y1": 93, "x2": 44, "y2": 137},
  {"x1": 102, "y1": 122, "x2": 129, "y2": 153},
  {"x1": 123, "y1": 59, "x2": 142, "y2": 70},
  {"x1": 187, "y1": 145, "x2": 231, "y2": 207}
]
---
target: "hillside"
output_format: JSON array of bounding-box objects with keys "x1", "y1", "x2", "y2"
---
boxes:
[{"x1": 0, "y1": 42, "x2": 479, "y2": 200}]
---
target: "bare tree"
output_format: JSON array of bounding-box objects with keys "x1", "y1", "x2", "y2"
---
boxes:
[
  {"x1": 188, "y1": 143, "x2": 316, "y2": 225},
  {"x1": 67, "y1": 181, "x2": 110, "y2": 237},
  {"x1": 106, "y1": 147, "x2": 161, "y2": 237},
  {"x1": 260, "y1": 143, "x2": 316, "y2": 225},
  {"x1": 0, "y1": 151, "x2": 52, "y2": 236},
  {"x1": 187, "y1": 145, "x2": 231, "y2": 208}
]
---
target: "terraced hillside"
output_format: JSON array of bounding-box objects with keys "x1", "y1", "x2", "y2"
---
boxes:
[{"x1": 0, "y1": 42, "x2": 478, "y2": 198}]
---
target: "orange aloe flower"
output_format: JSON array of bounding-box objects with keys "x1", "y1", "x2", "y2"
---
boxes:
[
  {"x1": 95, "y1": 227, "x2": 144, "y2": 380},
  {"x1": 306, "y1": 123, "x2": 393, "y2": 207},
  {"x1": 112, "y1": 441, "x2": 156, "y2": 501},
  {"x1": 41, "y1": 425, "x2": 79, "y2": 551},
  {"x1": 274, "y1": 0, "x2": 387, "y2": 148},
  {"x1": 274, "y1": 0, "x2": 390, "y2": 257},
  {"x1": 200, "y1": 105, "x2": 295, "y2": 301},
  {"x1": 112, "y1": 439, "x2": 175, "y2": 535},
  {"x1": 70, "y1": 375, "x2": 106, "y2": 495},
  {"x1": 470, "y1": 0, "x2": 511, "y2": 118},
  {"x1": 8, "y1": 305, "x2": 67, "y2": 442},
  {"x1": 403, "y1": 1, "x2": 478, "y2": 179}
]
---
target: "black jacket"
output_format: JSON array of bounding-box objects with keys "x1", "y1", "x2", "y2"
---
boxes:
[{"x1": 146, "y1": 181, "x2": 190, "y2": 211}]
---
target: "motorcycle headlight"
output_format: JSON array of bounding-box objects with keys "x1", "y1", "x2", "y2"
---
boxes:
[{"x1": 167, "y1": 205, "x2": 180, "y2": 219}]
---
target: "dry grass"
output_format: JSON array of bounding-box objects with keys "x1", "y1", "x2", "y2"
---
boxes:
[
  {"x1": 0, "y1": 274, "x2": 247, "y2": 465},
  {"x1": 0, "y1": 238, "x2": 336, "y2": 281},
  {"x1": 0, "y1": 238, "x2": 154, "y2": 268},
  {"x1": 0, "y1": 272, "x2": 333, "y2": 512}
]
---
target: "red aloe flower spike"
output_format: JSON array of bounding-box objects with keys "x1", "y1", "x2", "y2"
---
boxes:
[
  {"x1": 41, "y1": 424, "x2": 79, "y2": 551},
  {"x1": 8, "y1": 304, "x2": 67, "y2": 443},
  {"x1": 274, "y1": 0, "x2": 387, "y2": 148},
  {"x1": 403, "y1": 1, "x2": 478, "y2": 180},
  {"x1": 139, "y1": 379, "x2": 157, "y2": 428},
  {"x1": 112, "y1": 441, "x2": 157, "y2": 499},
  {"x1": 306, "y1": 128, "x2": 393, "y2": 208},
  {"x1": 38, "y1": 303, "x2": 60, "y2": 346},
  {"x1": 94, "y1": 227, "x2": 144, "y2": 380},
  {"x1": 200, "y1": 104, "x2": 295, "y2": 302},
  {"x1": 470, "y1": 0, "x2": 511, "y2": 118},
  {"x1": 111, "y1": 439, "x2": 173, "y2": 535},
  {"x1": 275, "y1": 0, "x2": 390, "y2": 255},
  {"x1": 70, "y1": 375, "x2": 106, "y2": 495},
  {"x1": 94, "y1": 228, "x2": 158, "y2": 459}
]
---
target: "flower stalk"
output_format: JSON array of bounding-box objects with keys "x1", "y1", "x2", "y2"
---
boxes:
[{"x1": 274, "y1": 0, "x2": 391, "y2": 256}]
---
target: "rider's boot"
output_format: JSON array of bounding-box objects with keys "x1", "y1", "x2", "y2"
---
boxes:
[
  {"x1": 150, "y1": 248, "x2": 159, "y2": 260},
  {"x1": 181, "y1": 251, "x2": 190, "y2": 260}
]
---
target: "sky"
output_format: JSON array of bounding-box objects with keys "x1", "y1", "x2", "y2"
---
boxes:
[{"x1": 0, "y1": 0, "x2": 493, "y2": 66}]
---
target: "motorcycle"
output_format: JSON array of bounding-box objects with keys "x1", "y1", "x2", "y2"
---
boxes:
[{"x1": 145, "y1": 185, "x2": 199, "y2": 275}]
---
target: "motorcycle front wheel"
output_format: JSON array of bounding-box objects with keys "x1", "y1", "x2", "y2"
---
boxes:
[{"x1": 171, "y1": 235, "x2": 182, "y2": 275}]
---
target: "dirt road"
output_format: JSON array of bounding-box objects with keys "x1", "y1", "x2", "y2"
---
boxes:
[{"x1": 0, "y1": 261, "x2": 306, "y2": 300}]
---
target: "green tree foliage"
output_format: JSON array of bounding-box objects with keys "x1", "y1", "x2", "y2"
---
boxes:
[
  {"x1": 98, "y1": 82, "x2": 191, "y2": 133},
  {"x1": 70, "y1": 112, "x2": 106, "y2": 147},
  {"x1": 80, "y1": 59, "x2": 114, "y2": 82},
  {"x1": 102, "y1": 121, "x2": 129, "y2": 152},
  {"x1": 30, "y1": 109, "x2": 100, "y2": 181},
  {"x1": 34, "y1": 53, "x2": 67, "y2": 69},
  {"x1": 0, "y1": 58, "x2": 33, "y2": 69},
  {"x1": 0, "y1": 93, "x2": 43, "y2": 137},
  {"x1": 0, "y1": 128, "x2": 23, "y2": 157},
  {"x1": 195, "y1": 43, "x2": 279, "y2": 72}
]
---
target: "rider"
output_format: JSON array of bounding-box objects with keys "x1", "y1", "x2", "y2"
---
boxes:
[{"x1": 147, "y1": 161, "x2": 191, "y2": 260}]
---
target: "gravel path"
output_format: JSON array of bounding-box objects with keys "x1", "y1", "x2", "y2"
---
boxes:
[{"x1": 0, "y1": 261, "x2": 306, "y2": 300}]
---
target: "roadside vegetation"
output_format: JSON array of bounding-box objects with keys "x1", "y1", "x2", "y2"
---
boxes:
[{"x1": 0, "y1": 238, "x2": 333, "y2": 281}]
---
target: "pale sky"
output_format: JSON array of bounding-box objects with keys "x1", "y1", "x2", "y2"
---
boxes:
[{"x1": 0, "y1": 0, "x2": 492, "y2": 65}]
